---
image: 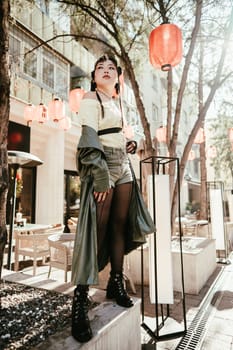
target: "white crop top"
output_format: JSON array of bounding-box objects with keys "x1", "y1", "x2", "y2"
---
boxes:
[{"x1": 78, "y1": 98, "x2": 125, "y2": 149}]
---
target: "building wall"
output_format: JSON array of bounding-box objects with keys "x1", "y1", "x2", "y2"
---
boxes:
[{"x1": 9, "y1": 1, "x2": 141, "y2": 225}]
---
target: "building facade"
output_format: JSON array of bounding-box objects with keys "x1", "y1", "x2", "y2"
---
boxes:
[{"x1": 8, "y1": 0, "x2": 200, "y2": 228}]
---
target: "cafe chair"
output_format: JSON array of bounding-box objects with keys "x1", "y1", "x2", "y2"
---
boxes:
[
  {"x1": 67, "y1": 217, "x2": 78, "y2": 234},
  {"x1": 14, "y1": 230, "x2": 59, "y2": 275},
  {"x1": 48, "y1": 233, "x2": 75, "y2": 282}
]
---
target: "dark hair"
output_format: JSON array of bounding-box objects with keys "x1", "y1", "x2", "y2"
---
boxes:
[{"x1": 91, "y1": 54, "x2": 122, "y2": 94}]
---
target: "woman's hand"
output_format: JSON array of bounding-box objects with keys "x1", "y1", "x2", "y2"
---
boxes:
[
  {"x1": 94, "y1": 189, "x2": 110, "y2": 202},
  {"x1": 126, "y1": 140, "x2": 137, "y2": 154}
]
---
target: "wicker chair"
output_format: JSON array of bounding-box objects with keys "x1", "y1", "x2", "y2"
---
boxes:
[
  {"x1": 48, "y1": 233, "x2": 75, "y2": 282},
  {"x1": 14, "y1": 230, "x2": 61, "y2": 275}
]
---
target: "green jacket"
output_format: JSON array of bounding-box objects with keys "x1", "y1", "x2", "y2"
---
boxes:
[{"x1": 71, "y1": 126, "x2": 155, "y2": 285}]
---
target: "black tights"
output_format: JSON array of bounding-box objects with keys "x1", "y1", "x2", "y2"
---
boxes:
[{"x1": 96, "y1": 182, "x2": 132, "y2": 274}]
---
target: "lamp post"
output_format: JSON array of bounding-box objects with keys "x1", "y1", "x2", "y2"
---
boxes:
[
  {"x1": 7, "y1": 150, "x2": 43, "y2": 270},
  {"x1": 144, "y1": 21, "x2": 186, "y2": 343}
]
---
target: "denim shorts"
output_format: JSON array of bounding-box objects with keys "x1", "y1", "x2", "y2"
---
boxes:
[{"x1": 103, "y1": 146, "x2": 133, "y2": 187}]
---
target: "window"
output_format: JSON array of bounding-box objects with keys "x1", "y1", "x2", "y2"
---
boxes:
[
  {"x1": 43, "y1": 57, "x2": 54, "y2": 89},
  {"x1": 152, "y1": 103, "x2": 159, "y2": 122},
  {"x1": 35, "y1": 0, "x2": 49, "y2": 15},
  {"x1": 7, "y1": 167, "x2": 36, "y2": 225},
  {"x1": 152, "y1": 74, "x2": 158, "y2": 91},
  {"x1": 56, "y1": 65, "x2": 68, "y2": 98},
  {"x1": 10, "y1": 25, "x2": 69, "y2": 100},
  {"x1": 24, "y1": 48, "x2": 37, "y2": 79},
  {"x1": 9, "y1": 34, "x2": 21, "y2": 70},
  {"x1": 64, "y1": 171, "x2": 80, "y2": 224}
]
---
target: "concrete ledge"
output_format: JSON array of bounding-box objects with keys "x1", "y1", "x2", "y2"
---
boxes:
[
  {"x1": 35, "y1": 298, "x2": 141, "y2": 350},
  {"x1": 2, "y1": 269, "x2": 141, "y2": 350}
]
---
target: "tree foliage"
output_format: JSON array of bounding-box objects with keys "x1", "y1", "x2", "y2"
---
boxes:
[
  {"x1": 208, "y1": 102, "x2": 233, "y2": 182},
  {"x1": 58, "y1": 0, "x2": 233, "y2": 223}
]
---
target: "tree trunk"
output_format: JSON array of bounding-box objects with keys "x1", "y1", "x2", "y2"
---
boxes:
[
  {"x1": 200, "y1": 141, "x2": 208, "y2": 219},
  {"x1": 0, "y1": 0, "x2": 10, "y2": 280}
]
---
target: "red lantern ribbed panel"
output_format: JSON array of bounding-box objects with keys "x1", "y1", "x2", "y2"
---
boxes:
[
  {"x1": 156, "y1": 126, "x2": 167, "y2": 143},
  {"x1": 149, "y1": 23, "x2": 182, "y2": 71},
  {"x1": 69, "y1": 88, "x2": 85, "y2": 113},
  {"x1": 228, "y1": 128, "x2": 233, "y2": 142},
  {"x1": 194, "y1": 128, "x2": 205, "y2": 144},
  {"x1": 59, "y1": 116, "x2": 71, "y2": 131},
  {"x1": 48, "y1": 98, "x2": 65, "y2": 122},
  {"x1": 24, "y1": 104, "x2": 35, "y2": 122},
  {"x1": 188, "y1": 150, "x2": 195, "y2": 161},
  {"x1": 35, "y1": 103, "x2": 49, "y2": 123}
]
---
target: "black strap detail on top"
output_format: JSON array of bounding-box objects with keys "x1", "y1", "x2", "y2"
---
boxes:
[
  {"x1": 98, "y1": 127, "x2": 122, "y2": 136},
  {"x1": 96, "y1": 90, "x2": 105, "y2": 118}
]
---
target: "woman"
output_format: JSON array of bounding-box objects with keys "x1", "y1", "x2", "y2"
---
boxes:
[{"x1": 71, "y1": 54, "x2": 155, "y2": 343}]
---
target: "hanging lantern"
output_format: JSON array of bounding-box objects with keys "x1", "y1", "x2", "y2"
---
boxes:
[
  {"x1": 194, "y1": 128, "x2": 205, "y2": 144},
  {"x1": 35, "y1": 103, "x2": 49, "y2": 123},
  {"x1": 206, "y1": 146, "x2": 217, "y2": 159},
  {"x1": 69, "y1": 88, "x2": 85, "y2": 113},
  {"x1": 24, "y1": 104, "x2": 35, "y2": 123},
  {"x1": 188, "y1": 150, "x2": 195, "y2": 160},
  {"x1": 59, "y1": 116, "x2": 71, "y2": 131},
  {"x1": 156, "y1": 126, "x2": 167, "y2": 143},
  {"x1": 149, "y1": 23, "x2": 182, "y2": 71},
  {"x1": 228, "y1": 128, "x2": 233, "y2": 142},
  {"x1": 48, "y1": 98, "x2": 65, "y2": 122}
]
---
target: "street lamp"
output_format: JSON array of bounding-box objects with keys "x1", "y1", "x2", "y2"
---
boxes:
[{"x1": 7, "y1": 150, "x2": 43, "y2": 270}]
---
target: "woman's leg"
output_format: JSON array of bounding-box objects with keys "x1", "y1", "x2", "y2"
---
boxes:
[
  {"x1": 106, "y1": 182, "x2": 134, "y2": 307},
  {"x1": 96, "y1": 188, "x2": 114, "y2": 268},
  {"x1": 72, "y1": 190, "x2": 114, "y2": 343},
  {"x1": 109, "y1": 182, "x2": 132, "y2": 273}
]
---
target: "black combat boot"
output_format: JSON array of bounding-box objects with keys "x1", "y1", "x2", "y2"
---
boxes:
[
  {"x1": 106, "y1": 272, "x2": 134, "y2": 308},
  {"x1": 71, "y1": 285, "x2": 93, "y2": 343}
]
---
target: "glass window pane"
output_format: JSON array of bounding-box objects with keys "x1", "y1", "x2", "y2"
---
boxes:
[
  {"x1": 64, "y1": 172, "x2": 80, "y2": 223},
  {"x1": 24, "y1": 48, "x2": 37, "y2": 79},
  {"x1": 43, "y1": 58, "x2": 54, "y2": 88},
  {"x1": 56, "y1": 66, "x2": 68, "y2": 99},
  {"x1": 9, "y1": 34, "x2": 21, "y2": 67}
]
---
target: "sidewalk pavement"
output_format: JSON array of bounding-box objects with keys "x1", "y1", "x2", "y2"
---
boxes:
[{"x1": 1, "y1": 252, "x2": 233, "y2": 350}]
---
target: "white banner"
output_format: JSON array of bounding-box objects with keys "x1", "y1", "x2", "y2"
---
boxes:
[
  {"x1": 148, "y1": 175, "x2": 174, "y2": 304},
  {"x1": 209, "y1": 188, "x2": 225, "y2": 250}
]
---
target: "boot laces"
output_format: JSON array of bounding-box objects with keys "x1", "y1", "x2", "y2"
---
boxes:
[
  {"x1": 114, "y1": 275, "x2": 127, "y2": 296},
  {"x1": 73, "y1": 292, "x2": 89, "y2": 321}
]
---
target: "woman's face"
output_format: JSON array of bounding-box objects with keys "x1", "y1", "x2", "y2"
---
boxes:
[{"x1": 94, "y1": 59, "x2": 118, "y2": 90}]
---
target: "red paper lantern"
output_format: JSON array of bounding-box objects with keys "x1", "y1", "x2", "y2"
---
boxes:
[
  {"x1": 228, "y1": 128, "x2": 233, "y2": 142},
  {"x1": 48, "y1": 98, "x2": 65, "y2": 122},
  {"x1": 35, "y1": 103, "x2": 49, "y2": 123},
  {"x1": 24, "y1": 103, "x2": 35, "y2": 123},
  {"x1": 149, "y1": 23, "x2": 182, "y2": 71},
  {"x1": 59, "y1": 116, "x2": 71, "y2": 131},
  {"x1": 188, "y1": 150, "x2": 195, "y2": 161},
  {"x1": 194, "y1": 128, "x2": 205, "y2": 144},
  {"x1": 156, "y1": 126, "x2": 167, "y2": 143},
  {"x1": 69, "y1": 88, "x2": 85, "y2": 113}
]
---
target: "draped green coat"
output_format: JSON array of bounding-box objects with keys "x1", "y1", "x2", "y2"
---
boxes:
[{"x1": 71, "y1": 126, "x2": 155, "y2": 285}]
